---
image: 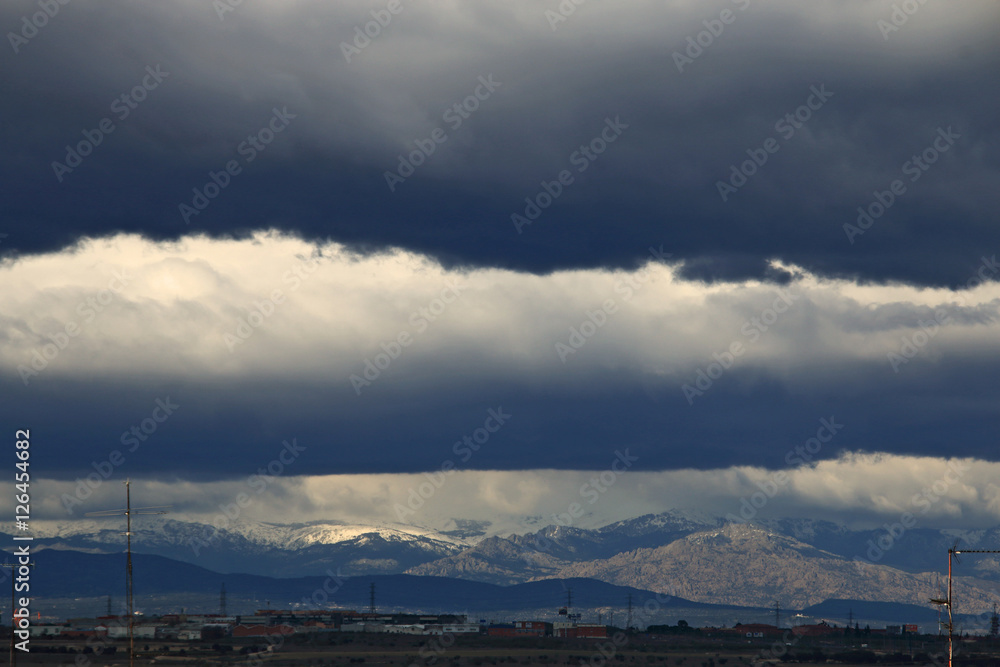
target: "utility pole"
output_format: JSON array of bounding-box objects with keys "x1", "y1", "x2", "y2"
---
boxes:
[
  {"x1": 774, "y1": 601, "x2": 780, "y2": 629},
  {"x1": 87, "y1": 480, "x2": 169, "y2": 667}
]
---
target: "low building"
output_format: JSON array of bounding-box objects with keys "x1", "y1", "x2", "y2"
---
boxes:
[
  {"x1": 790, "y1": 623, "x2": 841, "y2": 638},
  {"x1": 720, "y1": 624, "x2": 784, "y2": 639},
  {"x1": 386, "y1": 624, "x2": 426, "y2": 635},
  {"x1": 340, "y1": 622, "x2": 387, "y2": 633},
  {"x1": 488, "y1": 621, "x2": 551, "y2": 637},
  {"x1": 427, "y1": 623, "x2": 480, "y2": 635},
  {"x1": 515, "y1": 621, "x2": 551, "y2": 636},
  {"x1": 232, "y1": 624, "x2": 296, "y2": 638},
  {"x1": 557, "y1": 624, "x2": 607, "y2": 639},
  {"x1": 29, "y1": 625, "x2": 64, "y2": 637},
  {"x1": 99, "y1": 624, "x2": 159, "y2": 639},
  {"x1": 487, "y1": 624, "x2": 517, "y2": 637}
]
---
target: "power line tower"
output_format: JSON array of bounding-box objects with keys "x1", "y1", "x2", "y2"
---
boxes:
[
  {"x1": 220, "y1": 583, "x2": 227, "y2": 616},
  {"x1": 369, "y1": 582, "x2": 376, "y2": 614},
  {"x1": 87, "y1": 480, "x2": 169, "y2": 667}
]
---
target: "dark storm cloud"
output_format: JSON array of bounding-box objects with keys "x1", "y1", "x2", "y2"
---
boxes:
[
  {"x1": 2, "y1": 0, "x2": 998, "y2": 286},
  {"x1": 8, "y1": 350, "x2": 1000, "y2": 481}
]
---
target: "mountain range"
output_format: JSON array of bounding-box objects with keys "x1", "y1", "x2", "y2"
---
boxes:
[{"x1": 14, "y1": 510, "x2": 1000, "y2": 619}]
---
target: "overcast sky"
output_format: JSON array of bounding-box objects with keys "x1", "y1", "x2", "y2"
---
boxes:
[{"x1": 3, "y1": 0, "x2": 999, "y2": 533}]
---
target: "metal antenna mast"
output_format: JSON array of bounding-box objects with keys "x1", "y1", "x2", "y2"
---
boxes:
[
  {"x1": 930, "y1": 547, "x2": 1000, "y2": 667},
  {"x1": 87, "y1": 480, "x2": 169, "y2": 667}
]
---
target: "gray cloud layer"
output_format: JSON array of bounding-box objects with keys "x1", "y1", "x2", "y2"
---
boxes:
[{"x1": 3, "y1": 233, "x2": 999, "y2": 479}]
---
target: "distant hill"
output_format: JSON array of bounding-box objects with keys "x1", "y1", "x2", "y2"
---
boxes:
[{"x1": 28, "y1": 549, "x2": 721, "y2": 614}]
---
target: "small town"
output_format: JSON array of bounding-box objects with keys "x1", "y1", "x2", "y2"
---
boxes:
[{"x1": 9, "y1": 606, "x2": 1000, "y2": 667}]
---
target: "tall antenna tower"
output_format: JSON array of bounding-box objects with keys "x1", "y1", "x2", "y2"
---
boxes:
[
  {"x1": 369, "y1": 582, "x2": 376, "y2": 614},
  {"x1": 930, "y1": 547, "x2": 1000, "y2": 667},
  {"x1": 220, "y1": 583, "x2": 227, "y2": 616},
  {"x1": 87, "y1": 480, "x2": 169, "y2": 667},
  {"x1": 566, "y1": 587, "x2": 572, "y2": 610}
]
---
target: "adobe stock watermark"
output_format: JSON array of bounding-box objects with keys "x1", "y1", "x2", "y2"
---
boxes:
[
  {"x1": 843, "y1": 126, "x2": 960, "y2": 244},
  {"x1": 726, "y1": 417, "x2": 844, "y2": 524},
  {"x1": 550, "y1": 449, "x2": 638, "y2": 528},
  {"x1": 716, "y1": 84, "x2": 834, "y2": 202},
  {"x1": 188, "y1": 437, "x2": 306, "y2": 556},
  {"x1": 886, "y1": 308, "x2": 951, "y2": 373},
  {"x1": 60, "y1": 397, "x2": 180, "y2": 515},
  {"x1": 384, "y1": 74, "x2": 502, "y2": 192},
  {"x1": 340, "y1": 0, "x2": 403, "y2": 63},
  {"x1": 224, "y1": 255, "x2": 321, "y2": 352},
  {"x1": 672, "y1": 0, "x2": 751, "y2": 73},
  {"x1": 511, "y1": 116, "x2": 628, "y2": 234},
  {"x1": 584, "y1": 587, "x2": 680, "y2": 658},
  {"x1": 957, "y1": 254, "x2": 1000, "y2": 298},
  {"x1": 513, "y1": 449, "x2": 639, "y2": 568},
  {"x1": 349, "y1": 279, "x2": 465, "y2": 395},
  {"x1": 555, "y1": 245, "x2": 672, "y2": 363},
  {"x1": 681, "y1": 287, "x2": 798, "y2": 404},
  {"x1": 298, "y1": 567, "x2": 346, "y2": 609},
  {"x1": 179, "y1": 106, "x2": 296, "y2": 224},
  {"x1": 544, "y1": 0, "x2": 587, "y2": 31},
  {"x1": 853, "y1": 459, "x2": 970, "y2": 568},
  {"x1": 17, "y1": 269, "x2": 131, "y2": 386},
  {"x1": 887, "y1": 253, "x2": 997, "y2": 372},
  {"x1": 393, "y1": 407, "x2": 512, "y2": 521},
  {"x1": 877, "y1": 0, "x2": 931, "y2": 40},
  {"x1": 7, "y1": 0, "x2": 71, "y2": 54},
  {"x1": 213, "y1": 0, "x2": 246, "y2": 20},
  {"x1": 51, "y1": 65, "x2": 169, "y2": 183}
]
